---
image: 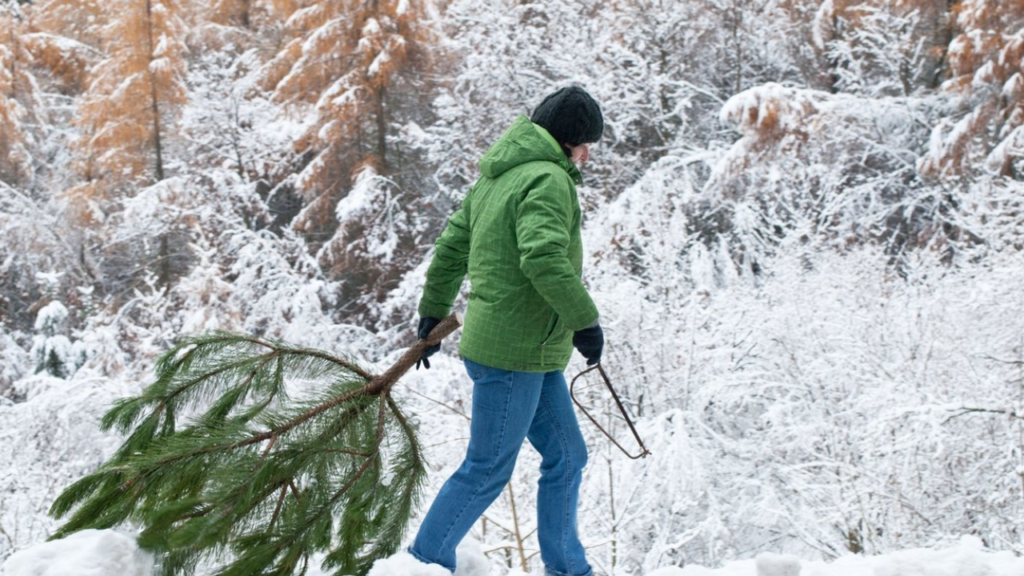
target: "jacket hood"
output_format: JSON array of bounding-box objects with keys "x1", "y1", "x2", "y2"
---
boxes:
[{"x1": 479, "y1": 116, "x2": 582, "y2": 183}]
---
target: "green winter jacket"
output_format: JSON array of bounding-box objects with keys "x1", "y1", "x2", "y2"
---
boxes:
[{"x1": 418, "y1": 115, "x2": 599, "y2": 372}]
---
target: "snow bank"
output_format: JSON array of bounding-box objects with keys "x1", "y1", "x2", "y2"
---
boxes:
[
  {"x1": 647, "y1": 537, "x2": 1023, "y2": 576},
  {"x1": 363, "y1": 540, "x2": 490, "y2": 576},
  {"x1": 5, "y1": 533, "x2": 1020, "y2": 576},
  {"x1": 364, "y1": 552, "x2": 450, "y2": 576},
  {"x1": 2, "y1": 534, "x2": 489, "y2": 576},
  {"x1": 2, "y1": 530, "x2": 152, "y2": 576}
]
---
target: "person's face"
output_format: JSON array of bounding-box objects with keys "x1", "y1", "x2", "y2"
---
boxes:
[{"x1": 565, "y1": 142, "x2": 591, "y2": 165}]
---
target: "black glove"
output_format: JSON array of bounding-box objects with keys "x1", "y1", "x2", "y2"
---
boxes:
[
  {"x1": 416, "y1": 316, "x2": 442, "y2": 369},
  {"x1": 572, "y1": 323, "x2": 604, "y2": 366}
]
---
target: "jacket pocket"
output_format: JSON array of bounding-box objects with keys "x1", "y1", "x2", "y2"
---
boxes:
[
  {"x1": 539, "y1": 312, "x2": 560, "y2": 346},
  {"x1": 539, "y1": 312, "x2": 561, "y2": 365}
]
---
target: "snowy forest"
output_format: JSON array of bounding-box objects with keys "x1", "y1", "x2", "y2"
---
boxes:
[{"x1": 2, "y1": 0, "x2": 1024, "y2": 574}]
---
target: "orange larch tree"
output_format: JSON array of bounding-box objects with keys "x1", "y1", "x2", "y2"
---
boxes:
[
  {"x1": 920, "y1": 0, "x2": 1024, "y2": 179},
  {"x1": 25, "y1": 0, "x2": 105, "y2": 48},
  {"x1": 0, "y1": 3, "x2": 41, "y2": 186},
  {"x1": 65, "y1": 0, "x2": 189, "y2": 221},
  {"x1": 259, "y1": 0, "x2": 441, "y2": 324},
  {"x1": 202, "y1": 0, "x2": 285, "y2": 39},
  {"x1": 263, "y1": 0, "x2": 437, "y2": 197},
  {"x1": 207, "y1": 0, "x2": 256, "y2": 27},
  {"x1": 22, "y1": 0, "x2": 105, "y2": 95}
]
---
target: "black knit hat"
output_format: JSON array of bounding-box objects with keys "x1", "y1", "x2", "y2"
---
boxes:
[{"x1": 530, "y1": 86, "x2": 604, "y2": 149}]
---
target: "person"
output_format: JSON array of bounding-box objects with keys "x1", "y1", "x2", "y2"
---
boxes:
[{"x1": 409, "y1": 86, "x2": 605, "y2": 576}]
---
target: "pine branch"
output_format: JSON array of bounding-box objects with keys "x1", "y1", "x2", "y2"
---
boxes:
[{"x1": 48, "y1": 313, "x2": 462, "y2": 576}]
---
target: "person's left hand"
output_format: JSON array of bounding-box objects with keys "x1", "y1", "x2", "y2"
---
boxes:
[
  {"x1": 572, "y1": 323, "x2": 604, "y2": 366},
  {"x1": 416, "y1": 316, "x2": 442, "y2": 369}
]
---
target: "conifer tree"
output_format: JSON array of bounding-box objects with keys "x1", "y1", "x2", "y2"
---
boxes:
[
  {"x1": 265, "y1": 0, "x2": 436, "y2": 183},
  {"x1": 65, "y1": 0, "x2": 189, "y2": 220},
  {"x1": 208, "y1": 0, "x2": 254, "y2": 28},
  {"x1": 50, "y1": 314, "x2": 461, "y2": 576},
  {"x1": 0, "y1": 2, "x2": 40, "y2": 186},
  {"x1": 259, "y1": 0, "x2": 440, "y2": 324},
  {"x1": 22, "y1": 0, "x2": 105, "y2": 95},
  {"x1": 203, "y1": 0, "x2": 280, "y2": 38},
  {"x1": 27, "y1": 0, "x2": 105, "y2": 49},
  {"x1": 920, "y1": 0, "x2": 1024, "y2": 179}
]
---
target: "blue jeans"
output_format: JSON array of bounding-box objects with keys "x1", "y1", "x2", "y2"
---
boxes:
[{"x1": 409, "y1": 358, "x2": 592, "y2": 576}]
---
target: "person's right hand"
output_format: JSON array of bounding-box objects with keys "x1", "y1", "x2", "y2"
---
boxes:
[
  {"x1": 572, "y1": 323, "x2": 604, "y2": 366},
  {"x1": 416, "y1": 316, "x2": 442, "y2": 369}
]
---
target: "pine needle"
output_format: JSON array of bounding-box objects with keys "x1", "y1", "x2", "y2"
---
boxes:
[{"x1": 48, "y1": 314, "x2": 461, "y2": 576}]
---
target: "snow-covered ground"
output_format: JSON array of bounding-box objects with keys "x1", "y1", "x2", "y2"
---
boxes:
[
  {"x1": 2, "y1": 530, "x2": 152, "y2": 576},
  {"x1": 4, "y1": 531, "x2": 1022, "y2": 576}
]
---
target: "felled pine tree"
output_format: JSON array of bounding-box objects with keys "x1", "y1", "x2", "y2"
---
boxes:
[{"x1": 49, "y1": 314, "x2": 461, "y2": 576}]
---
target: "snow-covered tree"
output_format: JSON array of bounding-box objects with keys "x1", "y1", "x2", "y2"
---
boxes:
[
  {"x1": 412, "y1": 0, "x2": 604, "y2": 196},
  {"x1": 25, "y1": 0, "x2": 105, "y2": 49},
  {"x1": 29, "y1": 300, "x2": 83, "y2": 379},
  {"x1": 260, "y1": 0, "x2": 439, "y2": 212},
  {"x1": 0, "y1": 2, "x2": 41, "y2": 186},
  {"x1": 64, "y1": 0, "x2": 190, "y2": 221},
  {"x1": 251, "y1": 0, "x2": 444, "y2": 325},
  {"x1": 22, "y1": 0, "x2": 104, "y2": 95},
  {"x1": 315, "y1": 165, "x2": 414, "y2": 328},
  {"x1": 920, "y1": 0, "x2": 1024, "y2": 180},
  {"x1": 813, "y1": 0, "x2": 952, "y2": 97}
]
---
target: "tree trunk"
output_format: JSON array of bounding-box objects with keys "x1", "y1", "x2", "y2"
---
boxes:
[
  {"x1": 365, "y1": 313, "x2": 463, "y2": 395},
  {"x1": 929, "y1": 0, "x2": 960, "y2": 89},
  {"x1": 375, "y1": 84, "x2": 387, "y2": 169},
  {"x1": 144, "y1": 0, "x2": 165, "y2": 182}
]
